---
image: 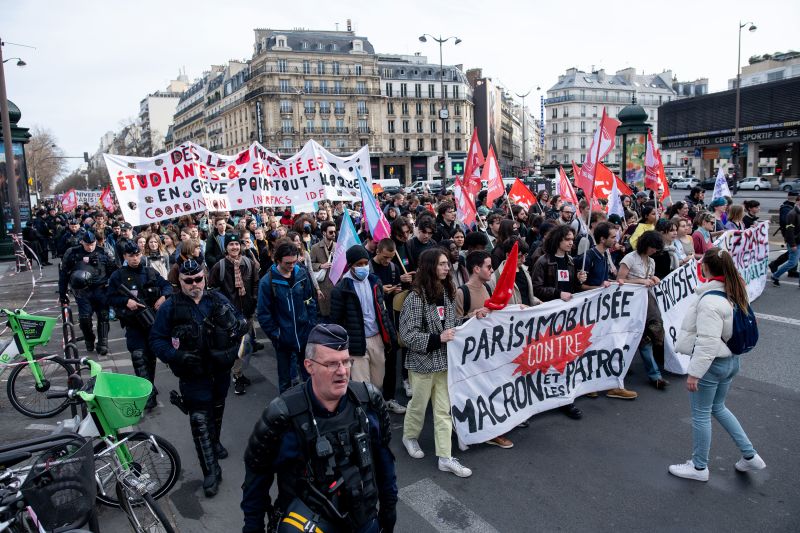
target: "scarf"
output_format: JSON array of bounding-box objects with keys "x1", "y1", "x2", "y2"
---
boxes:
[{"x1": 231, "y1": 256, "x2": 246, "y2": 296}]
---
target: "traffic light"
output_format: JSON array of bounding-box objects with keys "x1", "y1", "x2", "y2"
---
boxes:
[
  {"x1": 451, "y1": 160, "x2": 464, "y2": 176},
  {"x1": 731, "y1": 143, "x2": 739, "y2": 159},
  {"x1": 437, "y1": 156, "x2": 445, "y2": 171}
]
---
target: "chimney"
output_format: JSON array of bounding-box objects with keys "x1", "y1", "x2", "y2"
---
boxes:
[{"x1": 347, "y1": 18, "x2": 352, "y2": 32}]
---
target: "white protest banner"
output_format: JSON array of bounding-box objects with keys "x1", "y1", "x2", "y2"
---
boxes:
[
  {"x1": 716, "y1": 220, "x2": 769, "y2": 302},
  {"x1": 653, "y1": 259, "x2": 700, "y2": 375},
  {"x1": 448, "y1": 285, "x2": 648, "y2": 445},
  {"x1": 75, "y1": 190, "x2": 102, "y2": 205},
  {"x1": 103, "y1": 140, "x2": 371, "y2": 226}
]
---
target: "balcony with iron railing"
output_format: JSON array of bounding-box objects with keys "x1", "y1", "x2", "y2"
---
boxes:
[
  {"x1": 247, "y1": 64, "x2": 380, "y2": 79},
  {"x1": 545, "y1": 93, "x2": 635, "y2": 105},
  {"x1": 280, "y1": 127, "x2": 298, "y2": 134},
  {"x1": 356, "y1": 108, "x2": 369, "y2": 116},
  {"x1": 303, "y1": 127, "x2": 350, "y2": 135},
  {"x1": 356, "y1": 126, "x2": 372, "y2": 134},
  {"x1": 280, "y1": 106, "x2": 294, "y2": 114}
]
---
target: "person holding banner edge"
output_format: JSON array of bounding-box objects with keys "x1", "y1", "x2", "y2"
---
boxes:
[{"x1": 669, "y1": 248, "x2": 766, "y2": 481}]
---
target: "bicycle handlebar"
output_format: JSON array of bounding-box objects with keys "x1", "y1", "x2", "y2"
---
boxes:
[{"x1": 45, "y1": 391, "x2": 71, "y2": 400}]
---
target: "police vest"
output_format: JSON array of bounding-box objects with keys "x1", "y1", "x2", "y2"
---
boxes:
[
  {"x1": 281, "y1": 383, "x2": 379, "y2": 530},
  {"x1": 116, "y1": 266, "x2": 160, "y2": 328}
]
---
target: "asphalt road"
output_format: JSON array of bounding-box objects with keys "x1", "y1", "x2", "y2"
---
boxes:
[{"x1": 0, "y1": 253, "x2": 797, "y2": 533}]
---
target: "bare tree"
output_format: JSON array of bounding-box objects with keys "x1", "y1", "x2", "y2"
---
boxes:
[
  {"x1": 26, "y1": 126, "x2": 68, "y2": 194},
  {"x1": 52, "y1": 165, "x2": 109, "y2": 194}
]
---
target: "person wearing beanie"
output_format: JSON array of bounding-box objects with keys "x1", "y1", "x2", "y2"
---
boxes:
[
  {"x1": 709, "y1": 196, "x2": 728, "y2": 235},
  {"x1": 330, "y1": 245, "x2": 397, "y2": 389}
]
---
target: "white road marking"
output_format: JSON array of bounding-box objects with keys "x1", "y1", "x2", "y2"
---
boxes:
[
  {"x1": 399, "y1": 478, "x2": 500, "y2": 533},
  {"x1": 755, "y1": 313, "x2": 800, "y2": 327}
]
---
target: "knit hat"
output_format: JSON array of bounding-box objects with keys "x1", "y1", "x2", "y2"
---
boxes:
[
  {"x1": 225, "y1": 233, "x2": 240, "y2": 247},
  {"x1": 307, "y1": 324, "x2": 349, "y2": 351},
  {"x1": 709, "y1": 197, "x2": 726, "y2": 208},
  {"x1": 345, "y1": 244, "x2": 370, "y2": 266},
  {"x1": 608, "y1": 214, "x2": 623, "y2": 225}
]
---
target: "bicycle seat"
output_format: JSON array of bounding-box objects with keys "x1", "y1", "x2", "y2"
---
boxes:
[{"x1": 0, "y1": 449, "x2": 32, "y2": 469}]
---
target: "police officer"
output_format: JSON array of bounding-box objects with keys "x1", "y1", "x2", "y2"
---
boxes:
[
  {"x1": 59, "y1": 231, "x2": 115, "y2": 355},
  {"x1": 56, "y1": 218, "x2": 85, "y2": 258},
  {"x1": 107, "y1": 241, "x2": 172, "y2": 410},
  {"x1": 241, "y1": 324, "x2": 398, "y2": 533},
  {"x1": 115, "y1": 222, "x2": 134, "y2": 266},
  {"x1": 149, "y1": 259, "x2": 247, "y2": 497}
]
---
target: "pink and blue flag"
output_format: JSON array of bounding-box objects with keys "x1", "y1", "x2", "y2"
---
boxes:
[
  {"x1": 356, "y1": 168, "x2": 391, "y2": 242},
  {"x1": 328, "y1": 208, "x2": 362, "y2": 285}
]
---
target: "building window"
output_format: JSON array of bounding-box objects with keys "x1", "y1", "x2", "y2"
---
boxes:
[
  {"x1": 356, "y1": 81, "x2": 366, "y2": 94},
  {"x1": 301, "y1": 41, "x2": 309, "y2": 50},
  {"x1": 277, "y1": 59, "x2": 287, "y2": 73},
  {"x1": 580, "y1": 154, "x2": 586, "y2": 163},
  {"x1": 280, "y1": 100, "x2": 293, "y2": 113},
  {"x1": 414, "y1": 84, "x2": 422, "y2": 97},
  {"x1": 400, "y1": 83, "x2": 408, "y2": 97},
  {"x1": 580, "y1": 121, "x2": 586, "y2": 133},
  {"x1": 283, "y1": 139, "x2": 292, "y2": 149},
  {"x1": 389, "y1": 139, "x2": 396, "y2": 152},
  {"x1": 323, "y1": 139, "x2": 331, "y2": 148},
  {"x1": 355, "y1": 64, "x2": 362, "y2": 75},
  {"x1": 581, "y1": 137, "x2": 586, "y2": 149},
  {"x1": 388, "y1": 120, "x2": 395, "y2": 133},
  {"x1": 563, "y1": 106, "x2": 569, "y2": 117},
  {"x1": 281, "y1": 119, "x2": 293, "y2": 133},
  {"x1": 402, "y1": 120, "x2": 409, "y2": 133},
  {"x1": 317, "y1": 61, "x2": 324, "y2": 74},
  {"x1": 592, "y1": 106, "x2": 598, "y2": 117},
  {"x1": 552, "y1": 139, "x2": 557, "y2": 150},
  {"x1": 304, "y1": 80, "x2": 313, "y2": 93},
  {"x1": 332, "y1": 61, "x2": 340, "y2": 75},
  {"x1": 319, "y1": 119, "x2": 328, "y2": 132},
  {"x1": 319, "y1": 80, "x2": 328, "y2": 94},
  {"x1": 430, "y1": 121, "x2": 437, "y2": 133},
  {"x1": 416, "y1": 120, "x2": 423, "y2": 133},
  {"x1": 358, "y1": 119, "x2": 368, "y2": 133},
  {"x1": 337, "y1": 139, "x2": 346, "y2": 149},
  {"x1": 443, "y1": 85, "x2": 449, "y2": 99},
  {"x1": 385, "y1": 83, "x2": 393, "y2": 97},
  {"x1": 418, "y1": 139, "x2": 424, "y2": 151},
  {"x1": 455, "y1": 121, "x2": 461, "y2": 133},
  {"x1": 303, "y1": 60, "x2": 311, "y2": 74},
  {"x1": 415, "y1": 102, "x2": 423, "y2": 115},
  {"x1": 387, "y1": 102, "x2": 394, "y2": 115},
  {"x1": 404, "y1": 139, "x2": 410, "y2": 151},
  {"x1": 455, "y1": 105, "x2": 461, "y2": 116},
  {"x1": 563, "y1": 138, "x2": 568, "y2": 149},
  {"x1": 581, "y1": 105, "x2": 586, "y2": 117},
  {"x1": 319, "y1": 101, "x2": 330, "y2": 113},
  {"x1": 552, "y1": 108, "x2": 557, "y2": 119},
  {"x1": 401, "y1": 102, "x2": 409, "y2": 115},
  {"x1": 444, "y1": 138, "x2": 450, "y2": 151},
  {"x1": 431, "y1": 138, "x2": 437, "y2": 151},
  {"x1": 455, "y1": 138, "x2": 462, "y2": 151},
  {"x1": 334, "y1": 81, "x2": 343, "y2": 94},
  {"x1": 306, "y1": 119, "x2": 314, "y2": 131},
  {"x1": 454, "y1": 86, "x2": 460, "y2": 99},
  {"x1": 279, "y1": 79, "x2": 290, "y2": 92},
  {"x1": 563, "y1": 123, "x2": 569, "y2": 133},
  {"x1": 357, "y1": 101, "x2": 368, "y2": 114},
  {"x1": 443, "y1": 120, "x2": 450, "y2": 133},
  {"x1": 428, "y1": 84, "x2": 435, "y2": 98},
  {"x1": 430, "y1": 103, "x2": 436, "y2": 114},
  {"x1": 552, "y1": 123, "x2": 557, "y2": 134},
  {"x1": 336, "y1": 118, "x2": 345, "y2": 130}
]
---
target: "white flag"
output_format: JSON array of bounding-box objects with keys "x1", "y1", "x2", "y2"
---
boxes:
[
  {"x1": 711, "y1": 167, "x2": 732, "y2": 201},
  {"x1": 607, "y1": 174, "x2": 625, "y2": 218}
]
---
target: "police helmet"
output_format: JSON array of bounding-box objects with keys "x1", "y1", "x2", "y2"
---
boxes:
[
  {"x1": 69, "y1": 269, "x2": 94, "y2": 290},
  {"x1": 278, "y1": 498, "x2": 338, "y2": 533}
]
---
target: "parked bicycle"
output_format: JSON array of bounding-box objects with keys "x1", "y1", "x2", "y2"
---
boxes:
[
  {"x1": 46, "y1": 357, "x2": 180, "y2": 532},
  {"x1": 0, "y1": 432, "x2": 97, "y2": 532},
  {"x1": 0, "y1": 308, "x2": 75, "y2": 418}
]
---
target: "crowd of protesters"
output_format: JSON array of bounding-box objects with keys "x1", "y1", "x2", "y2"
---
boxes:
[{"x1": 20, "y1": 180, "x2": 789, "y2": 483}]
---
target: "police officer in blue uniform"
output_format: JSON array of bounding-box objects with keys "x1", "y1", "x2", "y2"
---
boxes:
[
  {"x1": 59, "y1": 231, "x2": 115, "y2": 355},
  {"x1": 149, "y1": 259, "x2": 247, "y2": 497},
  {"x1": 56, "y1": 218, "x2": 85, "y2": 258},
  {"x1": 241, "y1": 324, "x2": 398, "y2": 533},
  {"x1": 107, "y1": 241, "x2": 172, "y2": 410}
]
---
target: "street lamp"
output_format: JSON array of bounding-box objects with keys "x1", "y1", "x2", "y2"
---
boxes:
[
  {"x1": 419, "y1": 34, "x2": 461, "y2": 188},
  {"x1": 515, "y1": 89, "x2": 531, "y2": 176},
  {"x1": 734, "y1": 21, "x2": 756, "y2": 181}
]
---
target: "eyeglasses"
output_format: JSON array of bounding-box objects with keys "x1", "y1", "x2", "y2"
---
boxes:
[
  {"x1": 180, "y1": 275, "x2": 205, "y2": 285},
  {"x1": 309, "y1": 358, "x2": 354, "y2": 371}
]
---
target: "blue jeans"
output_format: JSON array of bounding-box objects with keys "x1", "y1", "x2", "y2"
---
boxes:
[
  {"x1": 773, "y1": 246, "x2": 799, "y2": 279},
  {"x1": 639, "y1": 342, "x2": 662, "y2": 381},
  {"x1": 690, "y1": 355, "x2": 756, "y2": 469},
  {"x1": 274, "y1": 345, "x2": 309, "y2": 392}
]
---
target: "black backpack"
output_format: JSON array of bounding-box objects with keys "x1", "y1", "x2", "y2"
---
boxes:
[
  {"x1": 700, "y1": 290, "x2": 759, "y2": 355},
  {"x1": 459, "y1": 283, "x2": 492, "y2": 315},
  {"x1": 776, "y1": 203, "x2": 793, "y2": 235}
]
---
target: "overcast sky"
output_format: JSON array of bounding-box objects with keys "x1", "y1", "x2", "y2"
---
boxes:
[{"x1": 4, "y1": 0, "x2": 797, "y2": 177}]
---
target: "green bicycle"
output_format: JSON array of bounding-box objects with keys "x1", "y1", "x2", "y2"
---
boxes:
[
  {"x1": 47, "y1": 357, "x2": 181, "y2": 531},
  {"x1": 0, "y1": 308, "x2": 74, "y2": 418}
]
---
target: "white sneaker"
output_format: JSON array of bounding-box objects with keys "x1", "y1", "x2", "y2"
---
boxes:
[
  {"x1": 403, "y1": 379, "x2": 413, "y2": 397},
  {"x1": 735, "y1": 454, "x2": 766, "y2": 472},
  {"x1": 668, "y1": 460, "x2": 709, "y2": 482},
  {"x1": 386, "y1": 399, "x2": 407, "y2": 414},
  {"x1": 402, "y1": 437, "x2": 424, "y2": 459},
  {"x1": 438, "y1": 456, "x2": 472, "y2": 478}
]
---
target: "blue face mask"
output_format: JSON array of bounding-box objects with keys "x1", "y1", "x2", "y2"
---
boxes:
[{"x1": 352, "y1": 265, "x2": 370, "y2": 281}]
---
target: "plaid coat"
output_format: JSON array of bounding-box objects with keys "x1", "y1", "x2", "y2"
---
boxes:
[{"x1": 399, "y1": 289, "x2": 462, "y2": 374}]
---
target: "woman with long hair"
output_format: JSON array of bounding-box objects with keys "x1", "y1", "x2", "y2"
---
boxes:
[
  {"x1": 724, "y1": 204, "x2": 745, "y2": 231},
  {"x1": 669, "y1": 248, "x2": 765, "y2": 481},
  {"x1": 144, "y1": 233, "x2": 170, "y2": 278},
  {"x1": 399, "y1": 248, "x2": 472, "y2": 478},
  {"x1": 672, "y1": 216, "x2": 695, "y2": 260}
]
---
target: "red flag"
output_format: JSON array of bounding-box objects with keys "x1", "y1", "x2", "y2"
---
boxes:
[
  {"x1": 484, "y1": 241, "x2": 518, "y2": 311},
  {"x1": 591, "y1": 196, "x2": 603, "y2": 212},
  {"x1": 578, "y1": 108, "x2": 621, "y2": 194},
  {"x1": 463, "y1": 128, "x2": 485, "y2": 197},
  {"x1": 482, "y1": 146, "x2": 504, "y2": 206},
  {"x1": 62, "y1": 189, "x2": 77, "y2": 212},
  {"x1": 656, "y1": 148, "x2": 671, "y2": 203},
  {"x1": 558, "y1": 166, "x2": 579, "y2": 205},
  {"x1": 508, "y1": 179, "x2": 537, "y2": 210},
  {"x1": 591, "y1": 163, "x2": 632, "y2": 199},
  {"x1": 454, "y1": 177, "x2": 477, "y2": 226},
  {"x1": 644, "y1": 130, "x2": 660, "y2": 192},
  {"x1": 100, "y1": 187, "x2": 115, "y2": 212}
]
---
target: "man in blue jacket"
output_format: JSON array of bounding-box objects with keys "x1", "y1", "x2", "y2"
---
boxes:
[{"x1": 257, "y1": 240, "x2": 318, "y2": 392}]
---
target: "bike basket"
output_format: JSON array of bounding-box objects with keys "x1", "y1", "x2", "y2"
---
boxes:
[
  {"x1": 16, "y1": 312, "x2": 57, "y2": 347},
  {"x1": 92, "y1": 372, "x2": 153, "y2": 430},
  {"x1": 20, "y1": 436, "x2": 96, "y2": 530}
]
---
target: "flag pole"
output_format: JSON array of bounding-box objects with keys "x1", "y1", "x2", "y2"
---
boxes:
[{"x1": 581, "y1": 112, "x2": 605, "y2": 272}]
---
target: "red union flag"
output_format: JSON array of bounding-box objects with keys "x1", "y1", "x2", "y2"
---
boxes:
[
  {"x1": 508, "y1": 179, "x2": 536, "y2": 210},
  {"x1": 100, "y1": 187, "x2": 115, "y2": 212},
  {"x1": 592, "y1": 163, "x2": 633, "y2": 199},
  {"x1": 558, "y1": 166, "x2": 579, "y2": 205},
  {"x1": 61, "y1": 189, "x2": 77, "y2": 212},
  {"x1": 578, "y1": 108, "x2": 621, "y2": 194},
  {"x1": 656, "y1": 147, "x2": 671, "y2": 203},
  {"x1": 484, "y1": 241, "x2": 518, "y2": 311},
  {"x1": 644, "y1": 130, "x2": 661, "y2": 192},
  {"x1": 454, "y1": 177, "x2": 477, "y2": 226},
  {"x1": 482, "y1": 145, "x2": 504, "y2": 206},
  {"x1": 463, "y1": 128, "x2": 485, "y2": 198}
]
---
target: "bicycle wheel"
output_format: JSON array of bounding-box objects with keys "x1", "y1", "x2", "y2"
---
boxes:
[
  {"x1": 7, "y1": 355, "x2": 73, "y2": 418},
  {"x1": 115, "y1": 481, "x2": 176, "y2": 533},
  {"x1": 95, "y1": 433, "x2": 181, "y2": 508}
]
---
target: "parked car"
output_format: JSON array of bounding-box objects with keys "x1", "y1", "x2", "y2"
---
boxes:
[
  {"x1": 404, "y1": 180, "x2": 442, "y2": 195},
  {"x1": 373, "y1": 179, "x2": 403, "y2": 195},
  {"x1": 671, "y1": 177, "x2": 701, "y2": 190},
  {"x1": 701, "y1": 178, "x2": 717, "y2": 191},
  {"x1": 737, "y1": 176, "x2": 772, "y2": 191},
  {"x1": 780, "y1": 179, "x2": 800, "y2": 192}
]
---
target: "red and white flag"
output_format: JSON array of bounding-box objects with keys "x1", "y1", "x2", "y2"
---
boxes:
[
  {"x1": 557, "y1": 166, "x2": 579, "y2": 206},
  {"x1": 644, "y1": 130, "x2": 661, "y2": 192},
  {"x1": 577, "y1": 108, "x2": 621, "y2": 194},
  {"x1": 508, "y1": 179, "x2": 537, "y2": 210},
  {"x1": 482, "y1": 146, "x2": 504, "y2": 207},
  {"x1": 454, "y1": 177, "x2": 477, "y2": 227},
  {"x1": 588, "y1": 162, "x2": 633, "y2": 199},
  {"x1": 463, "y1": 128, "x2": 485, "y2": 198},
  {"x1": 62, "y1": 189, "x2": 77, "y2": 212},
  {"x1": 100, "y1": 187, "x2": 115, "y2": 212},
  {"x1": 656, "y1": 148, "x2": 672, "y2": 204}
]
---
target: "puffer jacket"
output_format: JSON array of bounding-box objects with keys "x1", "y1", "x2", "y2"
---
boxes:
[
  {"x1": 329, "y1": 274, "x2": 396, "y2": 357},
  {"x1": 675, "y1": 280, "x2": 734, "y2": 378},
  {"x1": 256, "y1": 264, "x2": 318, "y2": 351}
]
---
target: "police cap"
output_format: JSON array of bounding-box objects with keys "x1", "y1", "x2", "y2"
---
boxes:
[
  {"x1": 82, "y1": 231, "x2": 96, "y2": 244},
  {"x1": 122, "y1": 241, "x2": 140, "y2": 255},
  {"x1": 307, "y1": 324, "x2": 349, "y2": 351},
  {"x1": 179, "y1": 259, "x2": 204, "y2": 276}
]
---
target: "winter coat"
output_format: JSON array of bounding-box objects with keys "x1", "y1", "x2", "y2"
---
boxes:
[
  {"x1": 675, "y1": 280, "x2": 734, "y2": 379},
  {"x1": 208, "y1": 255, "x2": 259, "y2": 317},
  {"x1": 399, "y1": 289, "x2": 461, "y2": 374},
  {"x1": 256, "y1": 264, "x2": 318, "y2": 351},
  {"x1": 530, "y1": 253, "x2": 581, "y2": 302},
  {"x1": 329, "y1": 274, "x2": 396, "y2": 357}
]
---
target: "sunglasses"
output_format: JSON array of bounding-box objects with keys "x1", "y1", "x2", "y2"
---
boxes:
[{"x1": 180, "y1": 276, "x2": 205, "y2": 285}]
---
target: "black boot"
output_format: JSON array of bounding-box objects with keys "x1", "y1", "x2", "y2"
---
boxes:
[
  {"x1": 212, "y1": 402, "x2": 228, "y2": 460},
  {"x1": 96, "y1": 319, "x2": 110, "y2": 356},
  {"x1": 189, "y1": 411, "x2": 221, "y2": 497},
  {"x1": 79, "y1": 317, "x2": 95, "y2": 352}
]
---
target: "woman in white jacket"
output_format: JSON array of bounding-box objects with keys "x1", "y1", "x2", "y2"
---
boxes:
[{"x1": 668, "y1": 247, "x2": 766, "y2": 481}]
